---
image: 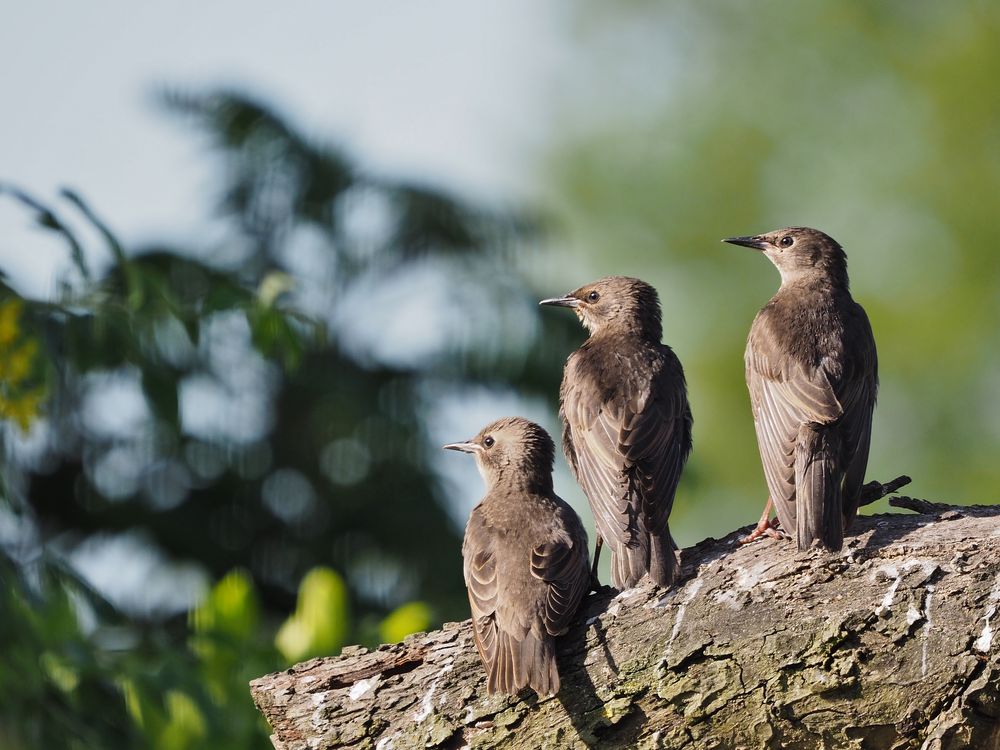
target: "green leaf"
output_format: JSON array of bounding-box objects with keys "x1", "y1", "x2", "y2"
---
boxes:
[
  {"x1": 378, "y1": 601, "x2": 432, "y2": 644},
  {"x1": 191, "y1": 569, "x2": 260, "y2": 640},
  {"x1": 275, "y1": 567, "x2": 349, "y2": 663}
]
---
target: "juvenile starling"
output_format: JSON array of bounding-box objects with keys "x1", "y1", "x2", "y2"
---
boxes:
[
  {"x1": 541, "y1": 277, "x2": 692, "y2": 590},
  {"x1": 724, "y1": 227, "x2": 878, "y2": 551},
  {"x1": 444, "y1": 417, "x2": 590, "y2": 696}
]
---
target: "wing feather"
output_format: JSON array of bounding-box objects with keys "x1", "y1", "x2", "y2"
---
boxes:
[
  {"x1": 746, "y1": 301, "x2": 878, "y2": 531},
  {"x1": 620, "y1": 376, "x2": 691, "y2": 532},
  {"x1": 463, "y1": 518, "x2": 502, "y2": 681},
  {"x1": 560, "y1": 345, "x2": 691, "y2": 585},
  {"x1": 840, "y1": 304, "x2": 879, "y2": 518},
  {"x1": 530, "y1": 527, "x2": 590, "y2": 636},
  {"x1": 464, "y1": 493, "x2": 589, "y2": 696}
]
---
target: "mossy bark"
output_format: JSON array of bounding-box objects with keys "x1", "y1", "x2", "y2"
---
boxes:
[{"x1": 251, "y1": 506, "x2": 1000, "y2": 749}]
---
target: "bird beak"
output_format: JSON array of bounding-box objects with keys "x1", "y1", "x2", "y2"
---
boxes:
[
  {"x1": 722, "y1": 235, "x2": 768, "y2": 251},
  {"x1": 539, "y1": 295, "x2": 580, "y2": 308},
  {"x1": 443, "y1": 441, "x2": 480, "y2": 454}
]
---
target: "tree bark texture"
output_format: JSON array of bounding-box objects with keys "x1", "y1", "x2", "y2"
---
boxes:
[{"x1": 250, "y1": 506, "x2": 1000, "y2": 749}]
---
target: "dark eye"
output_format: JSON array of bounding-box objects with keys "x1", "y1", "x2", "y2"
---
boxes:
[
  {"x1": 780, "y1": 236, "x2": 794, "y2": 247},
  {"x1": 483, "y1": 436, "x2": 495, "y2": 448},
  {"x1": 587, "y1": 291, "x2": 600, "y2": 302}
]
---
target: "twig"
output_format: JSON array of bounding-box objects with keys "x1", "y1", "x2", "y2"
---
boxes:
[
  {"x1": 888, "y1": 495, "x2": 952, "y2": 515},
  {"x1": 857, "y1": 475, "x2": 912, "y2": 508}
]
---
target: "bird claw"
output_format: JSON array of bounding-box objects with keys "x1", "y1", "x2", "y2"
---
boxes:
[
  {"x1": 766, "y1": 524, "x2": 791, "y2": 541},
  {"x1": 738, "y1": 515, "x2": 786, "y2": 544}
]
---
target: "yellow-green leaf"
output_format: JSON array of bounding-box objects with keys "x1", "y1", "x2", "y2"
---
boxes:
[{"x1": 379, "y1": 601, "x2": 432, "y2": 644}]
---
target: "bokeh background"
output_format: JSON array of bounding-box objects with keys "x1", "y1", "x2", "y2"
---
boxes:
[{"x1": 2, "y1": 2, "x2": 998, "y2": 747}]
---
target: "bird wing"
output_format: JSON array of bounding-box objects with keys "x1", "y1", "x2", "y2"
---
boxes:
[
  {"x1": 746, "y1": 324, "x2": 844, "y2": 527},
  {"x1": 530, "y1": 514, "x2": 590, "y2": 637},
  {"x1": 561, "y1": 349, "x2": 690, "y2": 551},
  {"x1": 560, "y1": 365, "x2": 635, "y2": 549},
  {"x1": 619, "y1": 355, "x2": 692, "y2": 536},
  {"x1": 463, "y1": 501, "x2": 587, "y2": 695},
  {"x1": 840, "y1": 303, "x2": 879, "y2": 518},
  {"x1": 746, "y1": 304, "x2": 878, "y2": 527},
  {"x1": 462, "y1": 513, "x2": 501, "y2": 673}
]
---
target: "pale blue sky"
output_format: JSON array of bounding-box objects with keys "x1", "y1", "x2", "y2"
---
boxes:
[
  {"x1": 0, "y1": 0, "x2": 571, "y2": 298},
  {"x1": 0, "y1": 1, "x2": 589, "y2": 611}
]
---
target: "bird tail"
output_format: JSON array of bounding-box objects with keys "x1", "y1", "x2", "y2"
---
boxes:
[
  {"x1": 648, "y1": 527, "x2": 680, "y2": 588},
  {"x1": 609, "y1": 539, "x2": 649, "y2": 590},
  {"x1": 608, "y1": 529, "x2": 679, "y2": 589},
  {"x1": 487, "y1": 630, "x2": 559, "y2": 697},
  {"x1": 795, "y1": 425, "x2": 843, "y2": 551},
  {"x1": 842, "y1": 420, "x2": 873, "y2": 529}
]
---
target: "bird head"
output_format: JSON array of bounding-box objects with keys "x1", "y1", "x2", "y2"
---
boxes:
[
  {"x1": 539, "y1": 275, "x2": 662, "y2": 339},
  {"x1": 443, "y1": 416, "x2": 555, "y2": 491},
  {"x1": 723, "y1": 227, "x2": 848, "y2": 287}
]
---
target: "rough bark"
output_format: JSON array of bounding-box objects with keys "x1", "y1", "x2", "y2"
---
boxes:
[{"x1": 250, "y1": 506, "x2": 1000, "y2": 749}]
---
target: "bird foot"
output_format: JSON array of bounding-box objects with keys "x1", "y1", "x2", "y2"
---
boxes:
[{"x1": 738, "y1": 515, "x2": 787, "y2": 544}]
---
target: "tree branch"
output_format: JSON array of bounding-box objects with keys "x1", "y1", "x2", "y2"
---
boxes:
[
  {"x1": 857, "y1": 474, "x2": 912, "y2": 506},
  {"x1": 250, "y1": 505, "x2": 1000, "y2": 749}
]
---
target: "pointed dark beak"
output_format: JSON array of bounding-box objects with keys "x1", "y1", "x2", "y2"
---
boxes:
[
  {"x1": 722, "y1": 235, "x2": 768, "y2": 251},
  {"x1": 443, "y1": 441, "x2": 479, "y2": 454},
  {"x1": 539, "y1": 295, "x2": 580, "y2": 308}
]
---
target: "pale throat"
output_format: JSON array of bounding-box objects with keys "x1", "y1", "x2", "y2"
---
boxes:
[
  {"x1": 771, "y1": 258, "x2": 816, "y2": 288},
  {"x1": 473, "y1": 459, "x2": 492, "y2": 488}
]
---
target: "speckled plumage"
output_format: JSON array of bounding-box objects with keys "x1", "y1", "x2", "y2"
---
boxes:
[
  {"x1": 727, "y1": 227, "x2": 878, "y2": 551},
  {"x1": 543, "y1": 276, "x2": 693, "y2": 590},
  {"x1": 445, "y1": 417, "x2": 590, "y2": 696}
]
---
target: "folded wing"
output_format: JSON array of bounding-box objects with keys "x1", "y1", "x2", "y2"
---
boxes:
[{"x1": 746, "y1": 309, "x2": 877, "y2": 532}]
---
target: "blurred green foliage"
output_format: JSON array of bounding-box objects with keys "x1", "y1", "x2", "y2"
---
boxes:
[
  {"x1": 275, "y1": 567, "x2": 348, "y2": 662},
  {"x1": 0, "y1": 87, "x2": 571, "y2": 748},
  {"x1": 379, "y1": 601, "x2": 434, "y2": 645},
  {"x1": 1, "y1": 4, "x2": 998, "y2": 748},
  {"x1": 0, "y1": 298, "x2": 46, "y2": 429},
  {"x1": 543, "y1": 1, "x2": 1000, "y2": 543},
  {"x1": 0, "y1": 553, "x2": 274, "y2": 749}
]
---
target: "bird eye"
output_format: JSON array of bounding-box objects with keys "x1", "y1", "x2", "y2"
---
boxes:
[
  {"x1": 780, "y1": 236, "x2": 794, "y2": 247},
  {"x1": 483, "y1": 436, "x2": 495, "y2": 448},
  {"x1": 587, "y1": 291, "x2": 600, "y2": 302}
]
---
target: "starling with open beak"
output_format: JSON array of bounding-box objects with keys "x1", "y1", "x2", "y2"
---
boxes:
[
  {"x1": 723, "y1": 227, "x2": 878, "y2": 551},
  {"x1": 541, "y1": 276, "x2": 692, "y2": 590},
  {"x1": 444, "y1": 417, "x2": 590, "y2": 697}
]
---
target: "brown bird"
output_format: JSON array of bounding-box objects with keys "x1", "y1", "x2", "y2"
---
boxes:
[
  {"x1": 444, "y1": 417, "x2": 590, "y2": 696},
  {"x1": 724, "y1": 227, "x2": 878, "y2": 551},
  {"x1": 541, "y1": 276, "x2": 692, "y2": 590}
]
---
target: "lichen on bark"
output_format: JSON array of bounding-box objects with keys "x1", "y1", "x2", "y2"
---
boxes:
[{"x1": 251, "y1": 506, "x2": 1000, "y2": 749}]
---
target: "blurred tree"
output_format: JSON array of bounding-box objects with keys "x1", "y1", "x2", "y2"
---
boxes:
[
  {"x1": 6, "y1": 90, "x2": 574, "y2": 621},
  {"x1": 0, "y1": 297, "x2": 46, "y2": 429},
  {"x1": 0, "y1": 549, "x2": 280, "y2": 750},
  {"x1": 541, "y1": 1, "x2": 1000, "y2": 542},
  {"x1": 0, "y1": 89, "x2": 576, "y2": 748},
  {"x1": 5, "y1": 5, "x2": 994, "y2": 746}
]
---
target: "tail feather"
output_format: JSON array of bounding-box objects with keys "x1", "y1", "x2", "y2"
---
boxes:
[
  {"x1": 842, "y1": 420, "x2": 873, "y2": 528},
  {"x1": 609, "y1": 532, "x2": 681, "y2": 589},
  {"x1": 648, "y1": 527, "x2": 680, "y2": 588},
  {"x1": 486, "y1": 629, "x2": 513, "y2": 694},
  {"x1": 610, "y1": 539, "x2": 649, "y2": 590},
  {"x1": 521, "y1": 632, "x2": 559, "y2": 697},
  {"x1": 487, "y1": 631, "x2": 559, "y2": 697},
  {"x1": 795, "y1": 425, "x2": 843, "y2": 551}
]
